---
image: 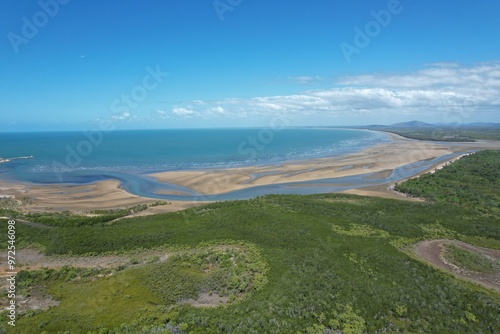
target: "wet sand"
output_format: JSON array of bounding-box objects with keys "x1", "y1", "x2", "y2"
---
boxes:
[
  {"x1": 1, "y1": 133, "x2": 499, "y2": 212},
  {"x1": 0, "y1": 179, "x2": 201, "y2": 214},
  {"x1": 149, "y1": 134, "x2": 500, "y2": 195}
]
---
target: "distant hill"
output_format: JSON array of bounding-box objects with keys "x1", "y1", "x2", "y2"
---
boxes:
[
  {"x1": 349, "y1": 121, "x2": 500, "y2": 141},
  {"x1": 389, "y1": 121, "x2": 435, "y2": 128},
  {"x1": 363, "y1": 121, "x2": 500, "y2": 129}
]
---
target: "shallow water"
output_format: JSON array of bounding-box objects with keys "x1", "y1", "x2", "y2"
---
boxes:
[
  {"x1": 1, "y1": 128, "x2": 388, "y2": 184},
  {"x1": 0, "y1": 129, "x2": 469, "y2": 201}
]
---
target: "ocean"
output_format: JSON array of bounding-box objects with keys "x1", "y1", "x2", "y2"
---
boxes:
[
  {"x1": 0, "y1": 128, "x2": 472, "y2": 200},
  {"x1": 0, "y1": 128, "x2": 389, "y2": 185}
]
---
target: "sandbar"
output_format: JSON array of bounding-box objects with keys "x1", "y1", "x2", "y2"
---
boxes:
[
  {"x1": 149, "y1": 133, "x2": 500, "y2": 196},
  {"x1": 1, "y1": 133, "x2": 499, "y2": 212}
]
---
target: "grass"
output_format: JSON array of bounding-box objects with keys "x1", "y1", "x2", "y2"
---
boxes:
[
  {"x1": 2, "y1": 194, "x2": 500, "y2": 333},
  {"x1": 3, "y1": 242, "x2": 269, "y2": 333},
  {"x1": 143, "y1": 242, "x2": 268, "y2": 305},
  {"x1": 0, "y1": 201, "x2": 170, "y2": 228},
  {"x1": 444, "y1": 244, "x2": 500, "y2": 274},
  {"x1": 35, "y1": 266, "x2": 163, "y2": 332},
  {"x1": 1, "y1": 149, "x2": 499, "y2": 333}
]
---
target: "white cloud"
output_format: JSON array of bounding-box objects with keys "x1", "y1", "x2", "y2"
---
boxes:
[
  {"x1": 207, "y1": 106, "x2": 225, "y2": 114},
  {"x1": 111, "y1": 112, "x2": 131, "y2": 120},
  {"x1": 172, "y1": 107, "x2": 196, "y2": 116},
  {"x1": 153, "y1": 62, "x2": 500, "y2": 124},
  {"x1": 288, "y1": 75, "x2": 323, "y2": 84},
  {"x1": 151, "y1": 109, "x2": 169, "y2": 119},
  {"x1": 337, "y1": 62, "x2": 500, "y2": 94}
]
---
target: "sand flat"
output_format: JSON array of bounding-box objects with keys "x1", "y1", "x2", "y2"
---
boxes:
[
  {"x1": 149, "y1": 134, "x2": 500, "y2": 195},
  {"x1": 1, "y1": 133, "x2": 499, "y2": 212},
  {"x1": 0, "y1": 179, "x2": 200, "y2": 214}
]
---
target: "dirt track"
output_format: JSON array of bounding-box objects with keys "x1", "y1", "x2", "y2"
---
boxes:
[
  {"x1": 0, "y1": 249, "x2": 169, "y2": 276},
  {"x1": 413, "y1": 239, "x2": 500, "y2": 291},
  {"x1": 0, "y1": 249, "x2": 171, "y2": 313}
]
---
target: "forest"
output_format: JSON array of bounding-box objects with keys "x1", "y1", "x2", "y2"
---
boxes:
[
  {"x1": 0, "y1": 151, "x2": 499, "y2": 333},
  {"x1": 395, "y1": 150, "x2": 500, "y2": 216}
]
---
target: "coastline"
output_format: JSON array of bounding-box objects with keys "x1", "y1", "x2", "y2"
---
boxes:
[
  {"x1": 1, "y1": 132, "x2": 499, "y2": 213},
  {"x1": 146, "y1": 133, "x2": 495, "y2": 195},
  {"x1": 0, "y1": 179, "x2": 200, "y2": 215}
]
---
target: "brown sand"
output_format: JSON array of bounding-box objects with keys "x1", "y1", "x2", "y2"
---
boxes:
[
  {"x1": 0, "y1": 179, "x2": 201, "y2": 214},
  {"x1": 150, "y1": 134, "x2": 500, "y2": 195},
  {"x1": 1, "y1": 134, "x2": 499, "y2": 212}
]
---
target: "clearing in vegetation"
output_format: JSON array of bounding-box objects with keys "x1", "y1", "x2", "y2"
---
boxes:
[{"x1": 413, "y1": 239, "x2": 500, "y2": 292}]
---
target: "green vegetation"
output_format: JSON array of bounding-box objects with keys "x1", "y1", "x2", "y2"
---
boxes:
[
  {"x1": 395, "y1": 150, "x2": 500, "y2": 215},
  {"x1": 0, "y1": 198, "x2": 21, "y2": 218},
  {"x1": 0, "y1": 200, "x2": 169, "y2": 229},
  {"x1": 22, "y1": 205, "x2": 148, "y2": 227},
  {"x1": 382, "y1": 127, "x2": 500, "y2": 141},
  {"x1": 24, "y1": 265, "x2": 164, "y2": 332},
  {"x1": 2, "y1": 191, "x2": 500, "y2": 333},
  {"x1": 150, "y1": 200, "x2": 170, "y2": 207},
  {"x1": 15, "y1": 266, "x2": 123, "y2": 295},
  {"x1": 353, "y1": 124, "x2": 500, "y2": 141},
  {"x1": 443, "y1": 244, "x2": 500, "y2": 274},
  {"x1": 144, "y1": 242, "x2": 268, "y2": 305},
  {"x1": 1, "y1": 242, "x2": 267, "y2": 333},
  {"x1": 1, "y1": 150, "x2": 499, "y2": 333}
]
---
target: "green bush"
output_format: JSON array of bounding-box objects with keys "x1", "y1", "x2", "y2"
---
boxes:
[{"x1": 395, "y1": 150, "x2": 500, "y2": 216}]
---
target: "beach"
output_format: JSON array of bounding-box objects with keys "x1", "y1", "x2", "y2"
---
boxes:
[
  {"x1": 0, "y1": 179, "x2": 200, "y2": 215},
  {"x1": 149, "y1": 133, "x2": 500, "y2": 194},
  {"x1": 1, "y1": 133, "x2": 500, "y2": 213}
]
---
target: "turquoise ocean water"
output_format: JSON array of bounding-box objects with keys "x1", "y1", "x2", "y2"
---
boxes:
[
  {"x1": 0, "y1": 128, "x2": 387, "y2": 184},
  {"x1": 0, "y1": 128, "x2": 469, "y2": 201}
]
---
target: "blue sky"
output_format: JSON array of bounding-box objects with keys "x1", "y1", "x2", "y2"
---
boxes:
[{"x1": 1, "y1": 0, "x2": 499, "y2": 131}]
